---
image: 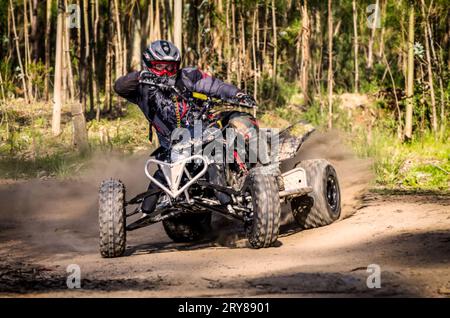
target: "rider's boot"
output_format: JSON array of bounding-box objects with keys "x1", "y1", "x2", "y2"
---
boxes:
[
  {"x1": 208, "y1": 164, "x2": 231, "y2": 205},
  {"x1": 127, "y1": 170, "x2": 165, "y2": 230}
]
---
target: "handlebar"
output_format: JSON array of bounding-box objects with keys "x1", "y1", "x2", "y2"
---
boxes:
[{"x1": 138, "y1": 77, "x2": 257, "y2": 110}]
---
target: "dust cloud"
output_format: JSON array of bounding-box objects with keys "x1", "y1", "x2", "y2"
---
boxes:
[
  {"x1": 281, "y1": 129, "x2": 373, "y2": 221},
  {"x1": 0, "y1": 151, "x2": 153, "y2": 257}
]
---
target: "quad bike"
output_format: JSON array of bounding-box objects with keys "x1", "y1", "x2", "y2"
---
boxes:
[{"x1": 98, "y1": 78, "x2": 341, "y2": 258}]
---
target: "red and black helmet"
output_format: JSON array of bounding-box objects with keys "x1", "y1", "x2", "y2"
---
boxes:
[{"x1": 142, "y1": 40, "x2": 181, "y2": 77}]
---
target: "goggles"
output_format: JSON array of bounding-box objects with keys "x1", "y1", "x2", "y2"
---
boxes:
[{"x1": 146, "y1": 61, "x2": 179, "y2": 77}]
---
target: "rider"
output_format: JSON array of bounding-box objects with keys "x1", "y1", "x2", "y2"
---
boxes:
[{"x1": 114, "y1": 40, "x2": 255, "y2": 223}]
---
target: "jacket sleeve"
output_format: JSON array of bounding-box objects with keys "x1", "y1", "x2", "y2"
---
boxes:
[
  {"x1": 113, "y1": 71, "x2": 140, "y2": 104},
  {"x1": 180, "y1": 67, "x2": 241, "y2": 100}
]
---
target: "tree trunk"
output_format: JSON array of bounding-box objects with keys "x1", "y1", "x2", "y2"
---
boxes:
[
  {"x1": 63, "y1": 0, "x2": 75, "y2": 101},
  {"x1": 70, "y1": 101, "x2": 89, "y2": 153},
  {"x1": 352, "y1": 0, "x2": 359, "y2": 93},
  {"x1": 404, "y1": 4, "x2": 415, "y2": 140},
  {"x1": 367, "y1": 0, "x2": 379, "y2": 71},
  {"x1": 271, "y1": 0, "x2": 277, "y2": 84},
  {"x1": 30, "y1": 0, "x2": 39, "y2": 62},
  {"x1": 212, "y1": 0, "x2": 224, "y2": 72},
  {"x1": 422, "y1": 2, "x2": 445, "y2": 138},
  {"x1": 153, "y1": 0, "x2": 161, "y2": 42},
  {"x1": 377, "y1": 0, "x2": 386, "y2": 59},
  {"x1": 92, "y1": 0, "x2": 100, "y2": 119},
  {"x1": 83, "y1": 0, "x2": 94, "y2": 115},
  {"x1": 105, "y1": 0, "x2": 113, "y2": 113},
  {"x1": 262, "y1": 0, "x2": 269, "y2": 70},
  {"x1": 6, "y1": 3, "x2": 13, "y2": 60},
  {"x1": 0, "y1": 72, "x2": 6, "y2": 102},
  {"x1": 231, "y1": 0, "x2": 237, "y2": 84},
  {"x1": 173, "y1": 0, "x2": 182, "y2": 55},
  {"x1": 240, "y1": 11, "x2": 246, "y2": 90},
  {"x1": 300, "y1": 0, "x2": 311, "y2": 105},
  {"x1": 130, "y1": 8, "x2": 142, "y2": 70},
  {"x1": 426, "y1": 11, "x2": 446, "y2": 137},
  {"x1": 225, "y1": 0, "x2": 231, "y2": 81},
  {"x1": 313, "y1": 9, "x2": 324, "y2": 113},
  {"x1": 52, "y1": 0, "x2": 64, "y2": 136},
  {"x1": 44, "y1": 0, "x2": 52, "y2": 101},
  {"x1": 23, "y1": 0, "x2": 33, "y2": 101},
  {"x1": 420, "y1": 0, "x2": 437, "y2": 135},
  {"x1": 67, "y1": 0, "x2": 88, "y2": 153},
  {"x1": 252, "y1": 4, "x2": 258, "y2": 100},
  {"x1": 144, "y1": 0, "x2": 154, "y2": 42},
  {"x1": 113, "y1": 0, "x2": 124, "y2": 76},
  {"x1": 9, "y1": 0, "x2": 29, "y2": 104},
  {"x1": 383, "y1": 54, "x2": 402, "y2": 140},
  {"x1": 327, "y1": 0, "x2": 333, "y2": 129}
]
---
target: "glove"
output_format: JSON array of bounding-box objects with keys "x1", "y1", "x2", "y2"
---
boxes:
[
  {"x1": 139, "y1": 70, "x2": 156, "y2": 81},
  {"x1": 139, "y1": 70, "x2": 175, "y2": 87},
  {"x1": 235, "y1": 92, "x2": 256, "y2": 107}
]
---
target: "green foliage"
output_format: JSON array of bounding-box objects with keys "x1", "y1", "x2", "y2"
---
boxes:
[
  {"x1": 258, "y1": 74, "x2": 298, "y2": 110},
  {"x1": 372, "y1": 131, "x2": 450, "y2": 191},
  {"x1": 0, "y1": 152, "x2": 87, "y2": 179},
  {"x1": 0, "y1": 59, "x2": 17, "y2": 98},
  {"x1": 302, "y1": 99, "x2": 327, "y2": 127},
  {"x1": 0, "y1": 101, "x2": 153, "y2": 179},
  {"x1": 28, "y1": 61, "x2": 51, "y2": 97},
  {"x1": 299, "y1": 93, "x2": 450, "y2": 192}
]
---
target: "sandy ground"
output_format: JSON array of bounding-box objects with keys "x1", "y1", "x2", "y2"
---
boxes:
[{"x1": 0, "y1": 133, "x2": 449, "y2": 297}]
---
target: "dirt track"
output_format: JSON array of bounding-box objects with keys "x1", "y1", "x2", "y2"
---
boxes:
[{"x1": 0, "y1": 133, "x2": 449, "y2": 297}]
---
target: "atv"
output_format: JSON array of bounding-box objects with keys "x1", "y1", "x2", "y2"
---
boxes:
[{"x1": 98, "y1": 78, "x2": 341, "y2": 257}]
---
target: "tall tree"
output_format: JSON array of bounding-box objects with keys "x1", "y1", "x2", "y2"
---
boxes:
[
  {"x1": 30, "y1": 0, "x2": 39, "y2": 62},
  {"x1": 404, "y1": 3, "x2": 415, "y2": 140},
  {"x1": 377, "y1": 0, "x2": 387, "y2": 59},
  {"x1": 71, "y1": 0, "x2": 88, "y2": 151},
  {"x1": 271, "y1": 0, "x2": 277, "y2": 85},
  {"x1": 82, "y1": 0, "x2": 94, "y2": 114},
  {"x1": 23, "y1": 0, "x2": 33, "y2": 101},
  {"x1": 420, "y1": 0, "x2": 437, "y2": 135},
  {"x1": 9, "y1": 0, "x2": 29, "y2": 103},
  {"x1": 251, "y1": 3, "x2": 258, "y2": 100},
  {"x1": 63, "y1": 0, "x2": 75, "y2": 100},
  {"x1": 367, "y1": 0, "x2": 379, "y2": 72},
  {"x1": 91, "y1": 0, "x2": 100, "y2": 119},
  {"x1": 52, "y1": 0, "x2": 64, "y2": 136},
  {"x1": 327, "y1": 0, "x2": 334, "y2": 129},
  {"x1": 300, "y1": 0, "x2": 311, "y2": 105},
  {"x1": 352, "y1": 0, "x2": 359, "y2": 93},
  {"x1": 130, "y1": 6, "x2": 142, "y2": 70},
  {"x1": 174, "y1": 0, "x2": 183, "y2": 55},
  {"x1": 104, "y1": 0, "x2": 113, "y2": 112},
  {"x1": 44, "y1": 0, "x2": 52, "y2": 101},
  {"x1": 113, "y1": 0, "x2": 124, "y2": 76}
]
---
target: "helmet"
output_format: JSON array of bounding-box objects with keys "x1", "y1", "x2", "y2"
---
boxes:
[{"x1": 142, "y1": 40, "x2": 181, "y2": 77}]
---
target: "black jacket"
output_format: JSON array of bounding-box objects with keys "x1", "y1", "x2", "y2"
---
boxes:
[{"x1": 114, "y1": 67, "x2": 241, "y2": 148}]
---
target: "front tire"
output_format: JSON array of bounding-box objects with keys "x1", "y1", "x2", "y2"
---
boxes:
[
  {"x1": 98, "y1": 179, "x2": 126, "y2": 258},
  {"x1": 245, "y1": 172, "x2": 281, "y2": 248},
  {"x1": 291, "y1": 159, "x2": 341, "y2": 229}
]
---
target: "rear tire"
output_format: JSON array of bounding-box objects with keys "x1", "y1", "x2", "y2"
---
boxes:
[
  {"x1": 245, "y1": 172, "x2": 281, "y2": 248},
  {"x1": 98, "y1": 179, "x2": 126, "y2": 258},
  {"x1": 163, "y1": 213, "x2": 212, "y2": 242},
  {"x1": 291, "y1": 159, "x2": 341, "y2": 229}
]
